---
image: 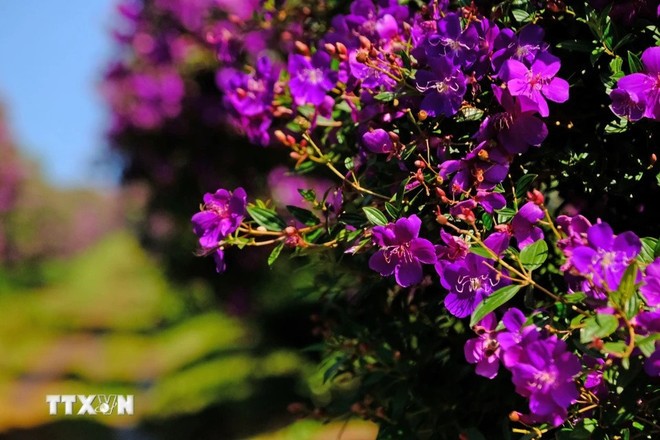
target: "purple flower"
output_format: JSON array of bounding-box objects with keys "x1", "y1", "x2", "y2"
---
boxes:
[
  {"x1": 570, "y1": 223, "x2": 641, "y2": 292},
  {"x1": 441, "y1": 253, "x2": 509, "y2": 318},
  {"x1": 434, "y1": 229, "x2": 469, "y2": 275},
  {"x1": 369, "y1": 215, "x2": 437, "y2": 287},
  {"x1": 288, "y1": 51, "x2": 337, "y2": 106},
  {"x1": 511, "y1": 202, "x2": 544, "y2": 249},
  {"x1": 500, "y1": 52, "x2": 569, "y2": 117},
  {"x1": 492, "y1": 25, "x2": 547, "y2": 73},
  {"x1": 438, "y1": 142, "x2": 510, "y2": 193},
  {"x1": 476, "y1": 85, "x2": 548, "y2": 154},
  {"x1": 609, "y1": 89, "x2": 646, "y2": 121},
  {"x1": 191, "y1": 187, "x2": 247, "y2": 249},
  {"x1": 415, "y1": 57, "x2": 466, "y2": 117},
  {"x1": 464, "y1": 313, "x2": 501, "y2": 378},
  {"x1": 217, "y1": 56, "x2": 280, "y2": 145},
  {"x1": 362, "y1": 129, "x2": 394, "y2": 154},
  {"x1": 503, "y1": 332, "x2": 581, "y2": 427},
  {"x1": 641, "y1": 258, "x2": 660, "y2": 307},
  {"x1": 425, "y1": 13, "x2": 478, "y2": 68},
  {"x1": 612, "y1": 46, "x2": 660, "y2": 120}
]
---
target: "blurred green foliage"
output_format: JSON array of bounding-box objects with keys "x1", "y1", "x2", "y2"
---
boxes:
[{"x1": 0, "y1": 231, "x2": 313, "y2": 438}]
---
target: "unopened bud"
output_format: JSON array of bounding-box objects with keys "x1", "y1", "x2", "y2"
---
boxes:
[
  {"x1": 509, "y1": 411, "x2": 521, "y2": 422},
  {"x1": 358, "y1": 35, "x2": 372, "y2": 50},
  {"x1": 336, "y1": 42, "x2": 348, "y2": 60},
  {"x1": 527, "y1": 189, "x2": 545, "y2": 206},
  {"x1": 274, "y1": 130, "x2": 288, "y2": 145},
  {"x1": 414, "y1": 160, "x2": 426, "y2": 169},
  {"x1": 652, "y1": 153, "x2": 657, "y2": 164},
  {"x1": 436, "y1": 214, "x2": 448, "y2": 225},
  {"x1": 294, "y1": 41, "x2": 310, "y2": 56},
  {"x1": 324, "y1": 43, "x2": 336, "y2": 54},
  {"x1": 355, "y1": 50, "x2": 369, "y2": 64}
]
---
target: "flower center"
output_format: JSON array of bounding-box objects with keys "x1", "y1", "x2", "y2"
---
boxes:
[
  {"x1": 384, "y1": 242, "x2": 414, "y2": 264},
  {"x1": 530, "y1": 369, "x2": 557, "y2": 390},
  {"x1": 456, "y1": 274, "x2": 492, "y2": 293},
  {"x1": 492, "y1": 112, "x2": 514, "y2": 132},
  {"x1": 302, "y1": 68, "x2": 325, "y2": 85},
  {"x1": 208, "y1": 202, "x2": 229, "y2": 218}
]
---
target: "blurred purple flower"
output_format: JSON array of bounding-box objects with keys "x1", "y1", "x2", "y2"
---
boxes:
[
  {"x1": 362, "y1": 129, "x2": 394, "y2": 154},
  {"x1": 288, "y1": 51, "x2": 337, "y2": 106}
]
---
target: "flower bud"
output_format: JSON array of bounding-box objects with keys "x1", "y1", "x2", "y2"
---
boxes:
[
  {"x1": 324, "y1": 43, "x2": 336, "y2": 54},
  {"x1": 527, "y1": 189, "x2": 545, "y2": 206},
  {"x1": 294, "y1": 41, "x2": 310, "y2": 56},
  {"x1": 414, "y1": 160, "x2": 426, "y2": 169},
  {"x1": 355, "y1": 50, "x2": 369, "y2": 64},
  {"x1": 358, "y1": 35, "x2": 372, "y2": 50}
]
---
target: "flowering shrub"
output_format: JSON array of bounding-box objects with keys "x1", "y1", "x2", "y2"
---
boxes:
[{"x1": 106, "y1": 0, "x2": 660, "y2": 438}]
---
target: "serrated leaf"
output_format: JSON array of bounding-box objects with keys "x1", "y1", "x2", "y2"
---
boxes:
[
  {"x1": 267, "y1": 241, "x2": 284, "y2": 266},
  {"x1": 580, "y1": 314, "x2": 619, "y2": 343},
  {"x1": 286, "y1": 205, "x2": 319, "y2": 226},
  {"x1": 362, "y1": 207, "x2": 388, "y2": 226},
  {"x1": 247, "y1": 206, "x2": 287, "y2": 231},
  {"x1": 519, "y1": 239, "x2": 548, "y2": 271},
  {"x1": 470, "y1": 285, "x2": 523, "y2": 327}
]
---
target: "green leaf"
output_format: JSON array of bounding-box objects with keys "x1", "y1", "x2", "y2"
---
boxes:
[
  {"x1": 298, "y1": 189, "x2": 317, "y2": 202},
  {"x1": 515, "y1": 174, "x2": 538, "y2": 201},
  {"x1": 286, "y1": 205, "x2": 319, "y2": 226},
  {"x1": 609, "y1": 55, "x2": 623, "y2": 74},
  {"x1": 610, "y1": 263, "x2": 638, "y2": 313},
  {"x1": 470, "y1": 285, "x2": 523, "y2": 327},
  {"x1": 384, "y1": 202, "x2": 400, "y2": 219},
  {"x1": 481, "y1": 212, "x2": 493, "y2": 231},
  {"x1": 580, "y1": 314, "x2": 619, "y2": 343},
  {"x1": 603, "y1": 341, "x2": 627, "y2": 355},
  {"x1": 267, "y1": 241, "x2": 284, "y2": 266},
  {"x1": 556, "y1": 39, "x2": 594, "y2": 53},
  {"x1": 636, "y1": 334, "x2": 660, "y2": 357},
  {"x1": 246, "y1": 206, "x2": 287, "y2": 231},
  {"x1": 639, "y1": 237, "x2": 657, "y2": 263},
  {"x1": 497, "y1": 207, "x2": 516, "y2": 223},
  {"x1": 628, "y1": 51, "x2": 643, "y2": 73},
  {"x1": 469, "y1": 246, "x2": 494, "y2": 258},
  {"x1": 511, "y1": 9, "x2": 530, "y2": 23},
  {"x1": 374, "y1": 91, "x2": 395, "y2": 102},
  {"x1": 563, "y1": 291, "x2": 587, "y2": 303},
  {"x1": 654, "y1": 237, "x2": 660, "y2": 258},
  {"x1": 519, "y1": 240, "x2": 548, "y2": 271},
  {"x1": 362, "y1": 207, "x2": 388, "y2": 226}
]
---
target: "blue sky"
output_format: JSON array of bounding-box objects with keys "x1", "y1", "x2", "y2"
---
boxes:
[{"x1": 0, "y1": 0, "x2": 119, "y2": 188}]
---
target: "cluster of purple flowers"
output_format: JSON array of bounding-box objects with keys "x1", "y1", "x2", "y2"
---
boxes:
[{"x1": 466, "y1": 309, "x2": 581, "y2": 426}]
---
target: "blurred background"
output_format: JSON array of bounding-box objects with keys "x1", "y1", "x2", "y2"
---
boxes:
[{"x1": 0, "y1": 1, "x2": 375, "y2": 438}]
